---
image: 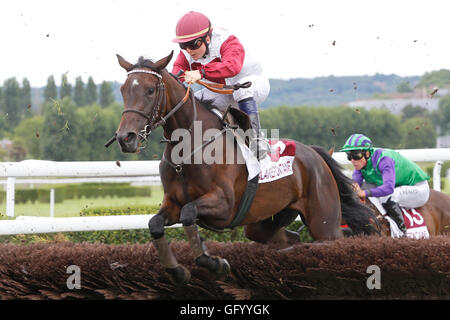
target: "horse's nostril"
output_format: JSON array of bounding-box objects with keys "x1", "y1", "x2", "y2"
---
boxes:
[
  {"x1": 117, "y1": 131, "x2": 137, "y2": 145},
  {"x1": 125, "y1": 132, "x2": 136, "y2": 143}
]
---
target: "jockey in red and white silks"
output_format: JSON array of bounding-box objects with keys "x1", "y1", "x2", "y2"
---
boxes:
[
  {"x1": 172, "y1": 26, "x2": 270, "y2": 107},
  {"x1": 172, "y1": 11, "x2": 270, "y2": 159}
]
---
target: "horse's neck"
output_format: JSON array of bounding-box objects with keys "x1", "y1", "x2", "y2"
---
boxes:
[{"x1": 163, "y1": 73, "x2": 218, "y2": 136}]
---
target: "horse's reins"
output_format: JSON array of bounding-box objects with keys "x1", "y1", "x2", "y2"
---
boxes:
[{"x1": 196, "y1": 79, "x2": 252, "y2": 94}]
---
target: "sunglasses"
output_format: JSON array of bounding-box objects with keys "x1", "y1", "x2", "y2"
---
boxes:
[
  {"x1": 179, "y1": 38, "x2": 204, "y2": 50},
  {"x1": 346, "y1": 151, "x2": 365, "y2": 161}
]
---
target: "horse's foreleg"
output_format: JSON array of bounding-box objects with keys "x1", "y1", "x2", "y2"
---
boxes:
[
  {"x1": 180, "y1": 201, "x2": 230, "y2": 276},
  {"x1": 148, "y1": 212, "x2": 191, "y2": 285}
]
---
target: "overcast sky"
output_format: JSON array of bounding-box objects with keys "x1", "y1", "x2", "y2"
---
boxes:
[{"x1": 1, "y1": 0, "x2": 449, "y2": 87}]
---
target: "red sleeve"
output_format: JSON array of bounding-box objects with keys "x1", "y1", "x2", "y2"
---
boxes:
[
  {"x1": 202, "y1": 35, "x2": 245, "y2": 82},
  {"x1": 171, "y1": 51, "x2": 190, "y2": 82}
]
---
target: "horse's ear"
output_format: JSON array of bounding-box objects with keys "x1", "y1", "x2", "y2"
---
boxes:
[
  {"x1": 116, "y1": 54, "x2": 133, "y2": 72},
  {"x1": 154, "y1": 51, "x2": 174, "y2": 71}
]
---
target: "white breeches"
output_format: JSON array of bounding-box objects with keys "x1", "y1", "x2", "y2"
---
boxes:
[{"x1": 363, "y1": 180, "x2": 430, "y2": 209}]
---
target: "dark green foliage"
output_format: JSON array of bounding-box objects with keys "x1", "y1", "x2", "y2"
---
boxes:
[
  {"x1": 434, "y1": 94, "x2": 450, "y2": 134},
  {"x1": 1, "y1": 72, "x2": 447, "y2": 162},
  {"x1": 73, "y1": 77, "x2": 86, "y2": 106},
  {"x1": 40, "y1": 97, "x2": 81, "y2": 160},
  {"x1": 99, "y1": 81, "x2": 114, "y2": 107},
  {"x1": 1, "y1": 78, "x2": 24, "y2": 129},
  {"x1": 44, "y1": 75, "x2": 57, "y2": 102},
  {"x1": 59, "y1": 74, "x2": 72, "y2": 99},
  {"x1": 261, "y1": 106, "x2": 404, "y2": 150},
  {"x1": 397, "y1": 81, "x2": 413, "y2": 93},
  {"x1": 402, "y1": 117, "x2": 437, "y2": 148},
  {"x1": 85, "y1": 77, "x2": 98, "y2": 105},
  {"x1": 417, "y1": 69, "x2": 450, "y2": 88}
]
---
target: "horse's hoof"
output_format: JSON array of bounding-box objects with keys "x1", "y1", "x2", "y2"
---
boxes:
[
  {"x1": 165, "y1": 265, "x2": 191, "y2": 286},
  {"x1": 195, "y1": 254, "x2": 230, "y2": 276},
  {"x1": 215, "y1": 257, "x2": 231, "y2": 276}
]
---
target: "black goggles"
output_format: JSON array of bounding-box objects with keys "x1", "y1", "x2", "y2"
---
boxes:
[
  {"x1": 179, "y1": 38, "x2": 204, "y2": 50},
  {"x1": 346, "y1": 151, "x2": 365, "y2": 161}
]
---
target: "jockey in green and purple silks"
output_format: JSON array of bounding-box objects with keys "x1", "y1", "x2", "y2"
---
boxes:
[{"x1": 341, "y1": 133, "x2": 430, "y2": 234}]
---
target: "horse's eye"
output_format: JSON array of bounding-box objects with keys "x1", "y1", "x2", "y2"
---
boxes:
[{"x1": 148, "y1": 88, "x2": 155, "y2": 95}]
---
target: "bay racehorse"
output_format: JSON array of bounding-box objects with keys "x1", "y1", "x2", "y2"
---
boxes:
[
  {"x1": 361, "y1": 189, "x2": 450, "y2": 237},
  {"x1": 111, "y1": 52, "x2": 378, "y2": 285}
]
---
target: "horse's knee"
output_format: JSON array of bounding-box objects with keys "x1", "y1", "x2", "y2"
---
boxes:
[
  {"x1": 148, "y1": 214, "x2": 165, "y2": 239},
  {"x1": 180, "y1": 203, "x2": 198, "y2": 226}
]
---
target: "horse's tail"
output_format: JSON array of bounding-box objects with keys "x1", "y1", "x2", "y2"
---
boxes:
[{"x1": 310, "y1": 145, "x2": 379, "y2": 235}]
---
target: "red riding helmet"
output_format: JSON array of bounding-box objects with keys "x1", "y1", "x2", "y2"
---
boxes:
[{"x1": 172, "y1": 11, "x2": 211, "y2": 43}]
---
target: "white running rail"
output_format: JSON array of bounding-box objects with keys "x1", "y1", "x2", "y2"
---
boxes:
[{"x1": 0, "y1": 148, "x2": 448, "y2": 235}]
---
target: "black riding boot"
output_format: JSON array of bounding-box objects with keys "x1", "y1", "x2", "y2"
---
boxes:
[
  {"x1": 238, "y1": 98, "x2": 269, "y2": 160},
  {"x1": 382, "y1": 198, "x2": 407, "y2": 234}
]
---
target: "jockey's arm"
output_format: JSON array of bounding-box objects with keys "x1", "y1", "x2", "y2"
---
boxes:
[
  {"x1": 352, "y1": 170, "x2": 364, "y2": 187},
  {"x1": 202, "y1": 35, "x2": 245, "y2": 81},
  {"x1": 172, "y1": 51, "x2": 190, "y2": 82},
  {"x1": 364, "y1": 157, "x2": 396, "y2": 198}
]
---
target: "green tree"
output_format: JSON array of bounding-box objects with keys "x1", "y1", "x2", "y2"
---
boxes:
[
  {"x1": 60, "y1": 74, "x2": 72, "y2": 99},
  {"x1": 44, "y1": 75, "x2": 57, "y2": 102},
  {"x1": 99, "y1": 81, "x2": 114, "y2": 107},
  {"x1": 1, "y1": 77, "x2": 22, "y2": 130},
  {"x1": 76, "y1": 103, "x2": 127, "y2": 160},
  {"x1": 401, "y1": 105, "x2": 429, "y2": 121},
  {"x1": 40, "y1": 97, "x2": 81, "y2": 160},
  {"x1": 21, "y1": 78, "x2": 32, "y2": 111},
  {"x1": 432, "y1": 94, "x2": 450, "y2": 135},
  {"x1": 260, "y1": 105, "x2": 403, "y2": 150},
  {"x1": 86, "y1": 77, "x2": 98, "y2": 105},
  {"x1": 73, "y1": 76, "x2": 86, "y2": 106},
  {"x1": 14, "y1": 115, "x2": 44, "y2": 158},
  {"x1": 397, "y1": 81, "x2": 413, "y2": 93},
  {"x1": 9, "y1": 139, "x2": 27, "y2": 161},
  {"x1": 402, "y1": 117, "x2": 436, "y2": 148},
  {"x1": 417, "y1": 69, "x2": 450, "y2": 88}
]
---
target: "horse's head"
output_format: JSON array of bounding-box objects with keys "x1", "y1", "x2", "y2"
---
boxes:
[{"x1": 115, "y1": 51, "x2": 173, "y2": 153}]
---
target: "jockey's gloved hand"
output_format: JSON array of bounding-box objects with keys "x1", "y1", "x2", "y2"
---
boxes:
[{"x1": 185, "y1": 70, "x2": 202, "y2": 84}]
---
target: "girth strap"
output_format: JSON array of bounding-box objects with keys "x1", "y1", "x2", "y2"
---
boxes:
[{"x1": 227, "y1": 175, "x2": 259, "y2": 228}]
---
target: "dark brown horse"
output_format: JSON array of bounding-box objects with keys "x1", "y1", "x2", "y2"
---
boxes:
[{"x1": 112, "y1": 52, "x2": 377, "y2": 285}]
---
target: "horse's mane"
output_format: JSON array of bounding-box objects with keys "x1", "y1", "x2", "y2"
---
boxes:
[{"x1": 133, "y1": 56, "x2": 156, "y2": 70}]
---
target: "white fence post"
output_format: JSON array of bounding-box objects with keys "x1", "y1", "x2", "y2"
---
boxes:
[
  {"x1": 50, "y1": 188, "x2": 55, "y2": 218},
  {"x1": 433, "y1": 161, "x2": 443, "y2": 192},
  {"x1": 6, "y1": 177, "x2": 16, "y2": 217}
]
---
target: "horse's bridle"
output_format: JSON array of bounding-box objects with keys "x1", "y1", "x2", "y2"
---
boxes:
[
  {"x1": 106, "y1": 68, "x2": 194, "y2": 148},
  {"x1": 121, "y1": 69, "x2": 167, "y2": 142}
]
